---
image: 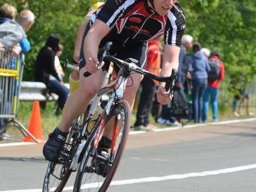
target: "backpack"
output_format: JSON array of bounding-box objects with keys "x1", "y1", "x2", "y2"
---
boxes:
[
  {"x1": 169, "y1": 89, "x2": 192, "y2": 120},
  {"x1": 208, "y1": 60, "x2": 220, "y2": 82}
]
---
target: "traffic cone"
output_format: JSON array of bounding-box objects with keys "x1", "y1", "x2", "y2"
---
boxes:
[{"x1": 23, "y1": 101, "x2": 44, "y2": 142}]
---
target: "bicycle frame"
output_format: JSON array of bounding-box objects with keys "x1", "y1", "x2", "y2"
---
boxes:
[
  {"x1": 69, "y1": 53, "x2": 175, "y2": 168},
  {"x1": 69, "y1": 65, "x2": 129, "y2": 171}
]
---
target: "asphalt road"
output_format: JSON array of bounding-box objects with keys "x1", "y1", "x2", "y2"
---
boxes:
[{"x1": 0, "y1": 118, "x2": 256, "y2": 192}]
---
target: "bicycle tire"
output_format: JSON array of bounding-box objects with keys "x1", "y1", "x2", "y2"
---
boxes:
[
  {"x1": 42, "y1": 114, "x2": 87, "y2": 192},
  {"x1": 73, "y1": 100, "x2": 131, "y2": 192}
]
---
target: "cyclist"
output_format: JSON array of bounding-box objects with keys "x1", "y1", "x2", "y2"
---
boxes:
[{"x1": 43, "y1": 0, "x2": 186, "y2": 162}]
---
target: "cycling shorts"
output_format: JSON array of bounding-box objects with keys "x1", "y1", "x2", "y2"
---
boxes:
[{"x1": 79, "y1": 22, "x2": 147, "y2": 71}]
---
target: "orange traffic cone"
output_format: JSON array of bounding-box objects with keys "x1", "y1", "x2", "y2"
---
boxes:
[{"x1": 23, "y1": 101, "x2": 44, "y2": 142}]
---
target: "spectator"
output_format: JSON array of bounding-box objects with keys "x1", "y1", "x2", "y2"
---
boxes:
[
  {"x1": 202, "y1": 52, "x2": 225, "y2": 122},
  {"x1": 16, "y1": 9, "x2": 35, "y2": 54},
  {"x1": 181, "y1": 35, "x2": 193, "y2": 97},
  {"x1": 0, "y1": 3, "x2": 17, "y2": 139},
  {"x1": 188, "y1": 43, "x2": 210, "y2": 123},
  {"x1": 133, "y1": 38, "x2": 162, "y2": 131},
  {"x1": 177, "y1": 34, "x2": 193, "y2": 88},
  {"x1": 0, "y1": 3, "x2": 19, "y2": 51},
  {"x1": 0, "y1": 5, "x2": 35, "y2": 54},
  {"x1": 201, "y1": 48, "x2": 211, "y2": 59},
  {"x1": 34, "y1": 34, "x2": 69, "y2": 115},
  {"x1": 0, "y1": 3, "x2": 16, "y2": 20}
]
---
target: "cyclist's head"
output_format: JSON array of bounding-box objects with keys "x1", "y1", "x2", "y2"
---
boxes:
[
  {"x1": 91, "y1": 1, "x2": 104, "y2": 10},
  {"x1": 150, "y1": 0, "x2": 176, "y2": 16}
]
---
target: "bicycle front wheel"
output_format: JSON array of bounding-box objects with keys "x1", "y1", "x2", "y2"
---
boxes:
[
  {"x1": 73, "y1": 100, "x2": 131, "y2": 192},
  {"x1": 42, "y1": 114, "x2": 86, "y2": 192}
]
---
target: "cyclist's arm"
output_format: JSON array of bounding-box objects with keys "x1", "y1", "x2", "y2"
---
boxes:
[
  {"x1": 73, "y1": 14, "x2": 92, "y2": 64},
  {"x1": 73, "y1": 19, "x2": 88, "y2": 63},
  {"x1": 83, "y1": 19, "x2": 111, "y2": 73},
  {"x1": 157, "y1": 45, "x2": 180, "y2": 104},
  {"x1": 82, "y1": 0, "x2": 123, "y2": 73},
  {"x1": 160, "y1": 44, "x2": 180, "y2": 77}
]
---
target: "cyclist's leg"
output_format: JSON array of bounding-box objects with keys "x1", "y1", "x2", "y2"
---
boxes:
[
  {"x1": 43, "y1": 20, "x2": 104, "y2": 162},
  {"x1": 59, "y1": 68, "x2": 105, "y2": 132},
  {"x1": 119, "y1": 42, "x2": 147, "y2": 106},
  {"x1": 100, "y1": 42, "x2": 147, "y2": 144},
  {"x1": 60, "y1": 19, "x2": 106, "y2": 132},
  {"x1": 43, "y1": 67, "x2": 105, "y2": 162}
]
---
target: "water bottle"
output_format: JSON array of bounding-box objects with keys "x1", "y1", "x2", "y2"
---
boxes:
[{"x1": 86, "y1": 105, "x2": 104, "y2": 134}]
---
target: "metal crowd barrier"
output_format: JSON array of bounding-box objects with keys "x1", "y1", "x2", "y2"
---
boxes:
[{"x1": 0, "y1": 48, "x2": 39, "y2": 142}]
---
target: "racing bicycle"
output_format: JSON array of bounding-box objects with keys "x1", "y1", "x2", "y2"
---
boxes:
[{"x1": 42, "y1": 43, "x2": 176, "y2": 192}]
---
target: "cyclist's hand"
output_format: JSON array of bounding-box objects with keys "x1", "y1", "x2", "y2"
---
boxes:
[
  {"x1": 85, "y1": 56, "x2": 100, "y2": 74},
  {"x1": 156, "y1": 85, "x2": 171, "y2": 105}
]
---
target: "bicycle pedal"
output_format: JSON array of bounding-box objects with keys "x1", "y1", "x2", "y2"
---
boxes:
[
  {"x1": 95, "y1": 162, "x2": 108, "y2": 177},
  {"x1": 92, "y1": 153, "x2": 110, "y2": 177}
]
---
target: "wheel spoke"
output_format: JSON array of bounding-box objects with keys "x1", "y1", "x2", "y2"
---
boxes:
[{"x1": 73, "y1": 100, "x2": 130, "y2": 192}]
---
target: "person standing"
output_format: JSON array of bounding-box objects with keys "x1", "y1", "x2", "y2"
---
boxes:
[
  {"x1": 232, "y1": 85, "x2": 254, "y2": 117},
  {"x1": 16, "y1": 9, "x2": 35, "y2": 54},
  {"x1": 0, "y1": 3, "x2": 17, "y2": 139},
  {"x1": 133, "y1": 38, "x2": 162, "y2": 131},
  {"x1": 177, "y1": 34, "x2": 193, "y2": 89},
  {"x1": 188, "y1": 43, "x2": 210, "y2": 123},
  {"x1": 202, "y1": 52, "x2": 225, "y2": 122}
]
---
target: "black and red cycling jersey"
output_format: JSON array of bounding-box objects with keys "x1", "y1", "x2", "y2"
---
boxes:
[{"x1": 90, "y1": 0, "x2": 186, "y2": 47}]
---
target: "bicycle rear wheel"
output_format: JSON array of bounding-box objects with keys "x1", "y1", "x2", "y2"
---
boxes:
[
  {"x1": 42, "y1": 114, "x2": 86, "y2": 192},
  {"x1": 73, "y1": 100, "x2": 130, "y2": 192}
]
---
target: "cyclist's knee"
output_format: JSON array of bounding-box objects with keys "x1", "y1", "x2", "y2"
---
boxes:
[
  {"x1": 79, "y1": 71, "x2": 102, "y2": 94},
  {"x1": 76, "y1": 85, "x2": 97, "y2": 100},
  {"x1": 127, "y1": 73, "x2": 143, "y2": 92}
]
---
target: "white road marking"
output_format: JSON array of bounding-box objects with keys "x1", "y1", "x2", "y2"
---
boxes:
[
  {"x1": 130, "y1": 156, "x2": 169, "y2": 162},
  {"x1": 1, "y1": 163, "x2": 256, "y2": 192},
  {"x1": 0, "y1": 142, "x2": 35, "y2": 147},
  {"x1": 155, "y1": 118, "x2": 256, "y2": 132}
]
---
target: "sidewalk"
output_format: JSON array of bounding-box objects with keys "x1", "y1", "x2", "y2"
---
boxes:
[{"x1": 0, "y1": 117, "x2": 256, "y2": 158}]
